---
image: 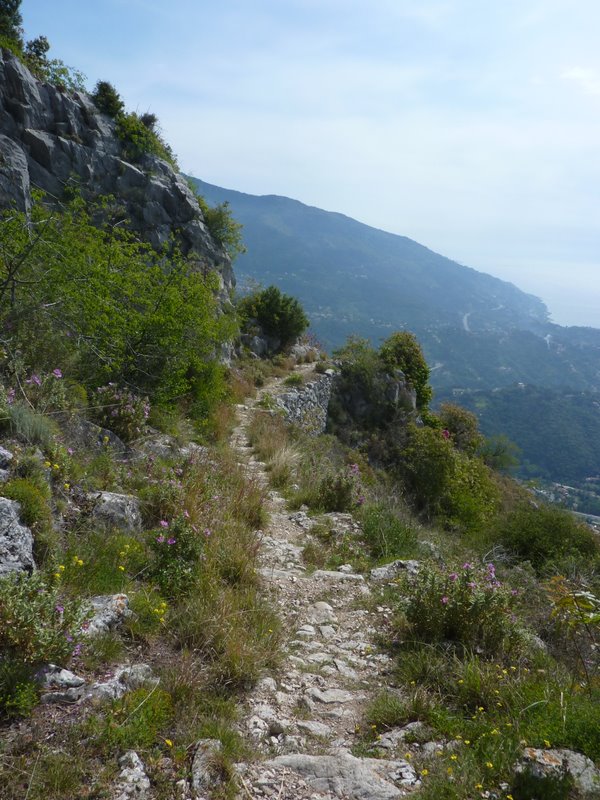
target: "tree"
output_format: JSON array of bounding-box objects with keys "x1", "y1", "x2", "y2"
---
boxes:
[
  {"x1": 0, "y1": 0, "x2": 23, "y2": 46},
  {"x1": 237, "y1": 285, "x2": 308, "y2": 350},
  {"x1": 379, "y1": 331, "x2": 432, "y2": 410},
  {"x1": 91, "y1": 80, "x2": 125, "y2": 117},
  {"x1": 438, "y1": 402, "x2": 483, "y2": 455}
]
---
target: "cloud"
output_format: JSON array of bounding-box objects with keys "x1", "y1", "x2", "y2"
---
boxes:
[{"x1": 561, "y1": 67, "x2": 600, "y2": 96}]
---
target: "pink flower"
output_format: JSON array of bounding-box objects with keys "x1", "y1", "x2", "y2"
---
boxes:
[
  {"x1": 26, "y1": 374, "x2": 41, "y2": 386},
  {"x1": 442, "y1": 429, "x2": 450, "y2": 439},
  {"x1": 55, "y1": 604, "x2": 64, "y2": 614},
  {"x1": 67, "y1": 447, "x2": 74, "y2": 456},
  {"x1": 441, "y1": 596, "x2": 449, "y2": 605},
  {"x1": 167, "y1": 537, "x2": 176, "y2": 545},
  {"x1": 159, "y1": 520, "x2": 169, "y2": 528},
  {"x1": 183, "y1": 510, "x2": 190, "y2": 519},
  {"x1": 52, "y1": 368, "x2": 63, "y2": 378},
  {"x1": 462, "y1": 562, "x2": 472, "y2": 570},
  {"x1": 449, "y1": 572, "x2": 458, "y2": 582},
  {"x1": 156, "y1": 535, "x2": 165, "y2": 544},
  {"x1": 467, "y1": 581, "x2": 477, "y2": 589},
  {"x1": 204, "y1": 528, "x2": 211, "y2": 537}
]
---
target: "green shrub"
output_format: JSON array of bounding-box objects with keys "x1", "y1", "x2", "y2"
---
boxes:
[
  {"x1": 315, "y1": 463, "x2": 363, "y2": 512},
  {"x1": 147, "y1": 515, "x2": 205, "y2": 598},
  {"x1": 358, "y1": 502, "x2": 418, "y2": 560},
  {"x1": 195, "y1": 195, "x2": 245, "y2": 259},
  {"x1": 87, "y1": 686, "x2": 174, "y2": 752},
  {"x1": 115, "y1": 111, "x2": 177, "y2": 166},
  {"x1": 379, "y1": 330, "x2": 432, "y2": 410},
  {"x1": 237, "y1": 286, "x2": 308, "y2": 350},
  {"x1": 491, "y1": 503, "x2": 598, "y2": 573},
  {"x1": 91, "y1": 80, "x2": 124, "y2": 116},
  {"x1": 437, "y1": 402, "x2": 483, "y2": 455},
  {"x1": 5, "y1": 403, "x2": 58, "y2": 449},
  {"x1": 0, "y1": 655, "x2": 38, "y2": 719},
  {"x1": 395, "y1": 562, "x2": 521, "y2": 656},
  {"x1": 91, "y1": 384, "x2": 150, "y2": 442},
  {"x1": 283, "y1": 372, "x2": 304, "y2": 387},
  {"x1": 2, "y1": 477, "x2": 54, "y2": 562}
]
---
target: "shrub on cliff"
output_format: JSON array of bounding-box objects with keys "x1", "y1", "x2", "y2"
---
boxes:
[
  {"x1": 91, "y1": 80, "x2": 124, "y2": 117},
  {"x1": 237, "y1": 285, "x2": 308, "y2": 350},
  {"x1": 379, "y1": 330, "x2": 432, "y2": 411}
]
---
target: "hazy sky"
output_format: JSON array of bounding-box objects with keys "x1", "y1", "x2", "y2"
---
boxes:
[{"x1": 22, "y1": 0, "x2": 600, "y2": 328}]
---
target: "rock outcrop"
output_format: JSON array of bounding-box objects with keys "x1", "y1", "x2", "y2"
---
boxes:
[
  {"x1": 0, "y1": 49, "x2": 233, "y2": 296},
  {"x1": 0, "y1": 497, "x2": 35, "y2": 575}
]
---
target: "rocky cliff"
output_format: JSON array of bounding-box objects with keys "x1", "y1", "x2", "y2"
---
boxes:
[{"x1": 0, "y1": 48, "x2": 233, "y2": 294}]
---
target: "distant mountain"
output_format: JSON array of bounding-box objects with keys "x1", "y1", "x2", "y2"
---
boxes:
[{"x1": 190, "y1": 178, "x2": 600, "y2": 394}]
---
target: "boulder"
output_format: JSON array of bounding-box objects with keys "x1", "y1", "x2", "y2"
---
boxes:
[
  {"x1": 191, "y1": 739, "x2": 224, "y2": 797},
  {"x1": 83, "y1": 593, "x2": 131, "y2": 637},
  {"x1": 0, "y1": 445, "x2": 14, "y2": 469},
  {"x1": 0, "y1": 497, "x2": 35, "y2": 576},
  {"x1": 370, "y1": 560, "x2": 420, "y2": 582},
  {"x1": 114, "y1": 751, "x2": 151, "y2": 800},
  {"x1": 516, "y1": 747, "x2": 600, "y2": 797},
  {"x1": 91, "y1": 492, "x2": 141, "y2": 532},
  {"x1": 85, "y1": 663, "x2": 158, "y2": 703}
]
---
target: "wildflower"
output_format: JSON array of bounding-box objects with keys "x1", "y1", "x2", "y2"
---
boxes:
[
  {"x1": 462, "y1": 562, "x2": 472, "y2": 570},
  {"x1": 64, "y1": 483, "x2": 70, "y2": 491},
  {"x1": 72, "y1": 643, "x2": 82, "y2": 657},
  {"x1": 464, "y1": 740, "x2": 470, "y2": 745},
  {"x1": 450, "y1": 754, "x2": 458, "y2": 761},
  {"x1": 447, "y1": 767, "x2": 453, "y2": 775},
  {"x1": 156, "y1": 535, "x2": 165, "y2": 543},
  {"x1": 44, "y1": 460, "x2": 51, "y2": 468},
  {"x1": 204, "y1": 528, "x2": 212, "y2": 537},
  {"x1": 544, "y1": 739, "x2": 551, "y2": 748},
  {"x1": 405, "y1": 753, "x2": 411, "y2": 760},
  {"x1": 53, "y1": 463, "x2": 60, "y2": 470},
  {"x1": 67, "y1": 447, "x2": 74, "y2": 455},
  {"x1": 420, "y1": 769, "x2": 429, "y2": 776},
  {"x1": 6, "y1": 387, "x2": 15, "y2": 404},
  {"x1": 164, "y1": 738, "x2": 173, "y2": 747},
  {"x1": 449, "y1": 572, "x2": 458, "y2": 581},
  {"x1": 26, "y1": 374, "x2": 41, "y2": 386},
  {"x1": 442, "y1": 429, "x2": 450, "y2": 439},
  {"x1": 167, "y1": 537, "x2": 176, "y2": 545},
  {"x1": 55, "y1": 604, "x2": 64, "y2": 614},
  {"x1": 159, "y1": 520, "x2": 169, "y2": 528},
  {"x1": 507, "y1": 795, "x2": 514, "y2": 800},
  {"x1": 58, "y1": 564, "x2": 65, "y2": 571},
  {"x1": 458, "y1": 679, "x2": 464, "y2": 684},
  {"x1": 475, "y1": 785, "x2": 483, "y2": 791},
  {"x1": 485, "y1": 761, "x2": 493, "y2": 769},
  {"x1": 441, "y1": 596, "x2": 449, "y2": 605},
  {"x1": 52, "y1": 368, "x2": 63, "y2": 378},
  {"x1": 118, "y1": 565, "x2": 125, "y2": 572}
]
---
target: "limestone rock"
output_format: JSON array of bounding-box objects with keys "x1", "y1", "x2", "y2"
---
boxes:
[
  {"x1": 0, "y1": 446, "x2": 14, "y2": 469},
  {"x1": 517, "y1": 747, "x2": 600, "y2": 797},
  {"x1": 84, "y1": 593, "x2": 131, "y2": 637},
  {"x1": 85, "y1": 663, "x2": 158, "y2": 703},
  {"x1": 114, "y1": 751, "x2": 151, "y2": 800},
  {"x1": 266, "y1": 752, "x2": 418, "y2": 799},
  {"x1": 191, "y1": 739, "x2": 224, "y2": 797},
  {"x1": 274, "y1": 373, "x2": 334, "y2": 435},
  {"x1": 0, "y1": 497, "x2": 35, "y2": 576},
  {"x1": 37, "y1": 664, "x2": 85, "y2": 690},
  {"x1": 91, "y1": 492, "x2": 142, "y2": 532},
  {"x1": 370, "y1": 560, "x2": 420, "y2": 582}
]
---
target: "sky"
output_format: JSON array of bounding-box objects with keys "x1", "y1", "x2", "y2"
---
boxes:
[{"x1": 22, "y1": 0, "x2": 600, "y2": 328}]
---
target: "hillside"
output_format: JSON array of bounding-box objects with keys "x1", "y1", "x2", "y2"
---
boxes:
[{"x1": 191, "y1": 178, "x2": 600, "y2": 394}]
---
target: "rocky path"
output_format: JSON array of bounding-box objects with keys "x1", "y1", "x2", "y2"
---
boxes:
[{"x1": 230, "y1": 367, "x2": 419, "y2": 800}]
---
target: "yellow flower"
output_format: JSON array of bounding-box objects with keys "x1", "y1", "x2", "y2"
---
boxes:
[
  {"x1": 159, "y1": 617, "x2": 165, "y2": 624},
  {"x1": 420, "y1": 769, "x2": 429, "y2": 776},
  {"x1": 507, "y1": 795, "x2": 514, "y2": 800},
  {"x1": 44, "y1": 461, "x2": 51, "y2": 468},
  {"x1": 475, "y1": 784, "x2": 483, "y2": 790},
  {"x1": 58, "y1": 565, "x2": 65, "y2": 571},
  {"x1": 164, "y1": 738, "x2": 173, "y2": 747},
  {"x1": 53, "y1": 463, "x2": 60, "y2": 470},
  {"x1": 54, "y1": 572, "x2": 61, "y2": 579},
  {"x1": 458, "y1": 679, "x2": 464, "y2": 684},
  {"x1": 118, "y1": 565, "x2": 125, "y2": 571},
  {"x1": 77, "y1": 559, "x2": 83, "y2": 566},
  {"x1": 63, "y1": 483, "x2": 70, "y2": 491},
  {"x1": 447, "y1": 767, "x2": 453, "y2": 775},
  {"x1": 464, "y1": 740, "x2": 470, "y2": 745},
  {"x1": 478, "y1": 706, "x2": 485, "y2": 712},
  {"x1": 450, "y1": 754, "x2": 458, "y2": 761},
  {"x1": 544, "y1": 739, "x2": 551, "y2": 748},
  {"x1": 491, "y1": 729, "x2": 500, "y2": 735},
  {"x1": 485, "y1": 761, "x2": 493, "y2": 769},
  {"x1": 404, "y1": 753, "x2": 411, "y2": 760}
]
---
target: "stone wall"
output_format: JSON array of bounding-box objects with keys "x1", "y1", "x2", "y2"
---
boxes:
[{"x1": 275, "y1": 372, "x2": 335, "y2": 435}]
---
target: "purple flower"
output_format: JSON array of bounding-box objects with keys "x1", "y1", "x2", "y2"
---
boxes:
[
  {"x1": 441, "y1": 429, "x2": 450, "y2": 439},
  {"x1": 67, "y1": 447, "x2": 74, "y2": 456},
  {"x1": 52, "y1": 368, "x2": 63, "y2": 378},
  {"x1": 167, "y1": 537, "x2": 176, "y2": 545},
  {"x1": 6, "y1": 388, "x2": 15, "y2": 404},
  {"x1": 55, "y1": 604, "x2": 64, "y2": 614},
  {"x1": 511, "y1": 589, "x2": 519, "y2": 596},
  {"x1": 441, "y1": 596, "x2": 449, "y2": 605},
  {"x1": 467, "y1": 581, "x2": 477, "y2": 589},
  {"x1": 449, "y1": 572, "x2": 458, "y2": 582},
  {"x1": 156, "y1": 535, "x2": 165, "y2": 544},
  {"x1": 183, "y1": 510, "x2": 190, "y2": 519},
  {"x1": 204, "y1": 528, "x2": 212, "y2": 537},
  {"x1": 26, "y1": 374, "x2": 41, "y2": 386},
  {"x1": 159, "y1": 520, "x2": 169, "y2": 528},
  {"x1": 72, "y1": 643, "x2": 82, "y2": 657},
  {"x1": 462, "y1": 562, "x2": 472, "y2": 570}
]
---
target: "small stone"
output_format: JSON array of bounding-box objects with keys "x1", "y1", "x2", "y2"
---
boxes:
[
  {"x1": 257, "y1": 677, "x2": 278, "y2": 693},
  {"x1": 191, "y1": 739, "x2": 224, "y2": 795},
  {"x1": 370, "y1": 560, "x2": 420, "y2": 582},
  {"x1": 307, "y1": 687, "x2": 356, "y2": 704},
  {"x1": 37, "y1": 664, "x2": 85, "y2": 690},
  {"x1": 40, "y1": 687, "x2": 83, "y2": 704},
  {"x1": 83, "y1": 593, "x2": 130, "y2": 637},
  {"x1": 0, "y1": 446, "x2": 13, "y2": 469},
  {"x1": 319, "y1": 625, "x2": 337, "y2": 640},
  {"x1": 296, "y1": 720, "x2": 332, "y2": 738},
  {"x1": 114, "y1": 751, "x2": 151, "y2": 800}
]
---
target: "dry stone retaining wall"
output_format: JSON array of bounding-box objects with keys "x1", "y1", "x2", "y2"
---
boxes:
[{"x1": 275, "y1": 371, "x2": 334, "y2": 435}]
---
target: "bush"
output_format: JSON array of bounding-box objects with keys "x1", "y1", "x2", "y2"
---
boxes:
[
  {"x1": 316, "y1": 463, "x2": 363, "y2": 512},
  {"x1": 91, "y1": 80, "x2": 124, "y2": 117},
  {"x1": 491, "y1": 503, "x2": 598, "y2": 573},
  {"x1": 395, "y1": 562, "x2": 521, "y2": 656},
  {"x1": 379, "y1": 331, "x2": 432, "y2": 410},
  {"x1": 196, "y1": 196, "x2": 245, "y2": 259},
  {"x1": 237, "y1": 286, "x2": 308, "y2": 350},
  {"x1": 358, "y1": 502, "x2": 418, "y2": 560},
  {"x1": 437, "y1": 402, "x2": 483, "y2": 455},
  {"x1": 147, "y1": 515, "x2": 206, "y2": 598},
  {"x1": 91, "y1": 384, "x2": 149, "y2": 442},
  {"x1": 115, "y1": 111, "x2": 176, "y2": 166},
  {"x1": 0, "y1": 571, "x2": 87, "y2": 670}
]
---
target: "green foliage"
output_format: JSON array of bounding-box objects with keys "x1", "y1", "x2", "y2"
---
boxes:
[
  {"x1": 438, "y1": 402, "x2": 483, "y2": 455},
  {"x1": 61, "y1": 531, "x2": 146, "y2": 595},
  {"x1": 395, "y1": 562, "x2": 521, "y2": 656},
  {"x1": 4, "y1": 403, "x2": 59, "y2": 449},
  {"x1": 490, "y1": 503, "x2": 598, "y2": 573},
  {"x1": 91, "y1": 384, "x2": 149, "y2": 442},
  {"x1": 238, "y1": 285, "x2": 308, "y2": 349},
  {"x1": 91, "y1": 80, "x2": 124, "y2": 117},
  {"x1": 88, "y1": 686, "x2": 174, "y2": 752},
  {"x1": 115, "y1": 111, "x2": 177, "y2": 166},
  {"x1": 478, "y1": 434, "x2": 520, "y2": 472},
  {"x1": 0, "y1": 655, "x2": 37, "y2": 718},
  {"x1": 2, "y1": 476, "x2": 52, "y2": 538},
  {"x1": 0, "y1": 571, "x2": 87, "y2": 667},
  {"x1": 315, "y1": 463, "x2": 363, "y2": 512},
  {"x1": 0, "y1": 195, "x2": 232, "y2": 418},
  {"x1": 147, "y1": 515, "x2": 205, "y2": 598},
  {"x1": 196, "y1": 195, "x2": 246, "y2": 259},
  {"x1": 379, "y1": 330, "x2": 432, "y2": 410},
  {"x1": 0, "y1": 0, "x2": 22, "y2": 46},
  {"x1": 283, "y1": 372, "x2": 304, "y2": 387},
  {"x1": 358, "y1": 502, "x2": 418, "y2": 560}
]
